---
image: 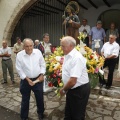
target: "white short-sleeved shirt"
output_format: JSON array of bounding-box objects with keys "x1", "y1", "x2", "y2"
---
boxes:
[
  {"x1": 16, "y1": 49, "x2": 46, "y2": 80},
  {"x1": 0, "y1": 47, "x2": 11, "y2": 60},
  {"x1": 101, "y1": 41, "x2": 119, "y2": 58},
  {"x1": 62, "y1": 48, "x2": 89, "y2": 89},
  {"x1": 79, "y1": 25, "x2": 90, "y2": 36}
]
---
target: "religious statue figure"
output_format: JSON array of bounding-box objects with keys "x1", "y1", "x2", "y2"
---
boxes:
[{"x1": 62, "y1": 1, "x2": 81, "y2": 45}]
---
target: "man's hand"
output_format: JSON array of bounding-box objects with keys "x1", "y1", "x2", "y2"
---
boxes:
[
  {"x1": 38, "y1": 74, "x2": 44, "y2": 82},
  {"x1": 26, "y1": 77, "x2": 35, "y2": 86},
  {"x1": 28, "y1": 79, "x2": 35, "y2": 86},
  {"x1": 59, "y1": 88, "x2": 66, "y2": 96},
  {"x1": 68, "y1": 19, "x2": 73, "y2": 24},
  {"x1": 4, "y1": 51, "x2": 8, "y2": 55}
]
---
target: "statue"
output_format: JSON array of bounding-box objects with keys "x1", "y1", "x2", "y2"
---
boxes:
[{"x1": 62, "y1": 1, "x2": 81, "y2": 45}]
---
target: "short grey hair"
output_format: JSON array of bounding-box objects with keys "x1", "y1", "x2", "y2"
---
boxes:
[
  {"x1": 23, "y1": 38, "x2": 34, "y2": 45},
  {"x1": 61, "y1": 36, "x2": 76, "y2": 46},
  {"x1": 109, "y1": 34, "x2": 117, "y2": 38},
  {"x1": 35, "y1": 39, "x2": 40, "y2": 43}
]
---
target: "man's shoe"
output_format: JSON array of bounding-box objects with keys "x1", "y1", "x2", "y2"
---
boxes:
[
  {"x1": 105, "y1": 86, "x2": 110, "y2": 89},
  {"x1": 1, "y1": 81, "x2": 7, "y2": 84},
  {"x1": 21, "y1": 118, "x2": 28, "y2": 120},
  {"x1": 99, "y1": 83, "x2": 103, "y2": 88},
  {"x1": 38, "y1": 114, "x2": 44, "y2": 120},
  {"x1": 12, "y1": 81, "x2": 15, "y2": 84}
]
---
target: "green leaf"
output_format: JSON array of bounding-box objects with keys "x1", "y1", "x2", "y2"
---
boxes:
[{"x1": 88, "y1": 73, "x2": 99, "y2": 88}]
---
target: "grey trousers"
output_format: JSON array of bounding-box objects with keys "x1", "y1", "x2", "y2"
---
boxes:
[{"x1": 2, "y1": 59, "x2": 14, "y2": 82}]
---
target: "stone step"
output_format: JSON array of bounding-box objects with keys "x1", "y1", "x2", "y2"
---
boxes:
[{"x1": 91, "y1": 86, "x2": 120, "y2": 99}]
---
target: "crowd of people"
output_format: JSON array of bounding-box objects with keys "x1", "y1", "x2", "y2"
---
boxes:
[
  {"x1": 0, "y1": 5, "x2": 120, "y2": 119},
  {"x1": 0, "y1": 21, "x2": 120, "y2": 120}
]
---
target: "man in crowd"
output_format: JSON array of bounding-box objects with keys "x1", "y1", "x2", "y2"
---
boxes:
[
  {"x1": 16, "y1": 38, "x2": 46, "y2": 120},
  {"x1": 89, "y1": 20, "x2": 106, "y2": 54},
  {"x1": 0, "y1": 40, "x2": 15, "y2": 84},
  {"x1": 13, "y1": 37, "x2": 24, "y2": 54},
  {"x1": 79, "y1": 19, "x2": 90, "y2": 46},
  {"x1": 38, "y1": 33, "x2": 52, "y2": 57},
  {"x1": 99, "y1": 34, "x2": 119, "y2": 89},
  {"x1": 60, "y1": 36, "x2": 90, "y2": 120},
  {"x1": 34, "y1": 39, "x2": 40, "y2": 48}
]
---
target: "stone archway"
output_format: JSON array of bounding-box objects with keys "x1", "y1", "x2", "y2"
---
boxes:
[
  {"x1": 3, "y1": 0, "x2": 37, "y2": 46},
  {"x1": 98, "y1": 9, "x2": 120, "y2": 30}
]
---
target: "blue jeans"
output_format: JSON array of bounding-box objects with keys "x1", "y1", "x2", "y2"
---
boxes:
[
  {"x1": 20, "y1": 79, "x2": 44, "y2": 119},
  {"x1": 91, "y1": 40, "x2": 103, "y2": 54}
]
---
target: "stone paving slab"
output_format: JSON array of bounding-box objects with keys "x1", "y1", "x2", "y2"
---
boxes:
[
  {"x1": 0, "y1": 52, "x2": 120, "y2": 120},
  {"x1": 0, "y1": 74, "x2": 120, "y2": 120}
]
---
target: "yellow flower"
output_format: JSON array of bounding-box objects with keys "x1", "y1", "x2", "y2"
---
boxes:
[{"x1": 59, "y1": 82, "x2": 63, "y2": 87}]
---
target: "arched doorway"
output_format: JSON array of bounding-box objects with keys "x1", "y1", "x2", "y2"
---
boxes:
[
  {"x1": 11, "y1": 0, "x2": 67, "y2": 46},
  {"x1": 98, "y1": 9, "x2": 120, "y2": 31}
]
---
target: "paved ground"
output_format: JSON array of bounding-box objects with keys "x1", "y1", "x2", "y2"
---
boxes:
[
  {"x1": 0, "y1": 106, "x2": 21, "y2": 120},
  {"x1": 0, "y1": 73, "x2": 120, "y2": 120},
  {"x1": 0, "y1": 53, "x2": 120, "y2": 120}
]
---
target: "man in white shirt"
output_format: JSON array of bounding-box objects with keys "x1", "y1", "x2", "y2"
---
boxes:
[
  {"x1": 99, "y1": 34, "x2": 119, "y2": 89},
  {"x1": 79, "y1": 19, "x2": 90, "y2": 46},
  {"x1": 60, "y1": 36, "x2": 90, "y2": 120},
  {"x1": 16, "y1": 38, "x2": 46, "y2": 120},
  {"x1": 0, "y1": 40, "x2": 14, "y2": 84}
]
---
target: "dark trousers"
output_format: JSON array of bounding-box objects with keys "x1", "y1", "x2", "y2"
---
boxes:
[
  {"x1": 20, "y1": 79, "x2": 44, "y2": 119},
  {"x1": 84, "y1": 37, "x2": 89, "y2": 47},
  {"x1": 99, "y1": 58, "x2": 117, "y2": 86},
  {"x1": 64, "y1": 82, "x2": 90, "y2": 120}
]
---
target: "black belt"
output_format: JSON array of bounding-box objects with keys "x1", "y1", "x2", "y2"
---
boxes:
[
  {"x1": 71, "y1": 82, "x2": 90, "y2": 91},
  {"x1": 29, "y1": 74, "x2": 40, "y2": 81},
  {"x1": 2, "y1": 58, "x2": 11, "y2": 61}
]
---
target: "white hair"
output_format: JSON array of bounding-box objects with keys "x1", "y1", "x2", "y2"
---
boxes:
[
  {"x1": 23, "y1": 38, "x2": 34, "y2": 45},
  {"x1": 35, "y1": 39, "x2": 40, "y2": 43},
  {"x1": 61, "y1": 36, "x2": 76, "y2": 46}
]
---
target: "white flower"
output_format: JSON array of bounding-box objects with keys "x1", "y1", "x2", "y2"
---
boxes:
[
  {"x1": 99, "y1": 69, "x2": 104, "y2": 75},
  {"x1": 55, "y1": 56, "x2": 62, "y2": 62}
]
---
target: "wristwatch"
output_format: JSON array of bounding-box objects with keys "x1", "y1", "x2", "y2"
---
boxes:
[{"x1": 62, "y1": 89, "x2": 66, "y2": 94}]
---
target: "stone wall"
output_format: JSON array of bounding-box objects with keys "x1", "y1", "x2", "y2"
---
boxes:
[{"x1": 0, "y1": 0, "x2": 36, "y2": 46}]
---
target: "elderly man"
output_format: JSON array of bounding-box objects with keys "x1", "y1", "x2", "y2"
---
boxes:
[
  {"x1": 99, "y1": 34, "x2": 119, "y2": 89},
  {"x1": 16, "y1": 38, "x2": 46, "y2": 120},
  {"x1": 13, "y1": 37, "x2": 24, "y2": 54},
  {"x1": 34, "y1": 39, "x2": 40, "y2": 48},
  {"x1": 0, "y1": 40, "x2": 15, "y2": 84},
  {"x1": 79, "y1": 19, "x2": 90, "y2": 46},
  {"x1": 60, "y1": 36, "x2": 90, "y2": 120},
  {"x1": 89, "y1": 21, "x2": 106, "y2": 54}
]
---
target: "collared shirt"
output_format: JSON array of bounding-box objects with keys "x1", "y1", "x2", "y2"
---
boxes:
[
  {"x1": 16, "y1": 49, "x2": 46, "y2": 80},
  {"x1": 42, "y1": 42, "x2": 51, "y2": 55},
  {"x1": 0, "y1": 47, "x2": 11, "y2": 60},
  {"x1": 79, "y1": 25, "x2": 90, "y2": 36},
  {"x1": 89, "y1": 26, "x2": 106, "y2": 40},
  {"x1": 13, "y1": 42, "x2": 24, "y2": 53},
  {"x1": 101, "y1": 41, "x2": 119, "y2": 58},
  {"x1": 62, "y1": 48, "x2": 89, "y2": 89}
]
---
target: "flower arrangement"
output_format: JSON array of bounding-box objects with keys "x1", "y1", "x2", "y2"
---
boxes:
[
  {"x1": 45, "y1": 45, "x2": 104, "y2": 94},
  {"x1": 45, "y1": 47, "x2": 64, "y2": 96},
  {"x1": 45, "y1": 34, "x2": 104, "y2": 96},
  {"x1": 78, "y1": 32, "x2": 87, "y2": 42}
]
